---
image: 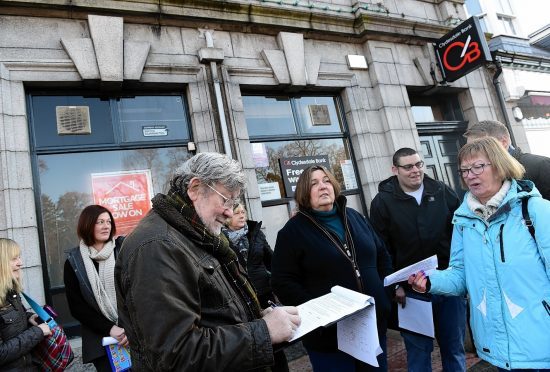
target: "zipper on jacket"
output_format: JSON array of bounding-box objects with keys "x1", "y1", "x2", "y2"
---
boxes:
[{"x1": 499, "y1": 224, "x2": 505, "y2": 262}]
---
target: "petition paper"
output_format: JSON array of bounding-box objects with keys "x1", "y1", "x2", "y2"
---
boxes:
[
  {"x1": 383, "y1": 255, "x2": 438, "y2": 287},
  {"x1": 398, "y1": 297, "x2": 434, "y2": 337}
]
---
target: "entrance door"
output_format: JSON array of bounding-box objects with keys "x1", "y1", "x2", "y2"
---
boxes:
[{"x1": 417, "y1": 122, "x2": 467, "y2": 199}]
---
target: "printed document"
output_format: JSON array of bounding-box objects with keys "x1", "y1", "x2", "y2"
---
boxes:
[
  {"x1": 398, "y1": 296, "x2": 434, "y2": 337},
  {"x1": 337, "y1": 304, "x2": 382, "y2": 366},
  {"x1": 383, "y1": 255, "x2": 438, "y2": 287},
  {"x1": 291, "y1": 286, "x2": 373, "y2": 341},
  {"x1": 291, "y1": 286, "x2": 381, "y2": 367}
]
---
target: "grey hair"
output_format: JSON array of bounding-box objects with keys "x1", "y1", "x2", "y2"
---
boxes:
[{"x1": 171, "y1": 152, "x2": 246, "y2": 194}]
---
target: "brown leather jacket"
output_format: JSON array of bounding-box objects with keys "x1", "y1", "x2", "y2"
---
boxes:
[{"x1": 115, "y1": 208, "x2": 274, "y2": 371}]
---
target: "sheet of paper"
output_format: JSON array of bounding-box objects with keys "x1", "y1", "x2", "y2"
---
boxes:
[
  {"x1": 398, "y1": 297, "x2": 434, "y2": 337},
  {"x1": 383, "y1": 255, "x2": 438, "y2": 286},
  {"x1": 337, "y1": 301, "x2": 382, "y2": 367},
  {"x1": 290, "y1": 286, "x2": 372, "y2": 342}
]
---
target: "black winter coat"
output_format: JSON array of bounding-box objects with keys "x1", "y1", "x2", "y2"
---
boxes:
[
  {"x1": 0, "y1": 291, "x2": 44, "y2": 371},
  {"x1": 64, "y1": 237, "x2": 124, "y2": 363},
  {"x1": 272, "y1": 195, "x2": 392, "y2": 352},
  {"x1": 511, "y1": 147, "x2": 550, "y2": 200},
  {"x1": 233, "y1": 220, "x2": 274, "y2": 306},
  {"x1": 370, "y1": 175, "x2": 459, "y2": 271}
]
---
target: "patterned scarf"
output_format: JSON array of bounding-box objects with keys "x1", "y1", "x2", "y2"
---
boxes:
[
  {"x1": 467, "y1": 179, "x2": 511, "y2": 220},
  {"x1": 152, "y1": 188, "x2": 262, "y2": 320},
  {"x1": 223, "y1": 225, "x2": 249, "y2": 263}
]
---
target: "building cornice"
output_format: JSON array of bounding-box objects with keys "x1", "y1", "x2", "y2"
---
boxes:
[{"x1": 0, "y1": 0, "x2": 462, "y2": 44}]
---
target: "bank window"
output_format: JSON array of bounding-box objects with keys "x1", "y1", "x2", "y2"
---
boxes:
[
  {"x1": 409, "y1": 94, "x2": 464, "y2": 122},
  {"x1": 29, "y1": 92, "x2": 192, "y2": 333},
  {"x1": 244, "y1": 95, "x2": 359, "y2": 203}
]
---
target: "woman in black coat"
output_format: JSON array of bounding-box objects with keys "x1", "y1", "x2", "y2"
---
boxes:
[
  {"x1": 0, "y1": 238, "x2": 51, "y2": 371},
  {"x1": 64, "y1": 205, "x2": 127, "y2": 371},
  {"x1": 223, "y1": 203, "x2": 276, "y2": 308},
  {"x1": 272, "y1": 165, "x2": 393, "y2": 372}
]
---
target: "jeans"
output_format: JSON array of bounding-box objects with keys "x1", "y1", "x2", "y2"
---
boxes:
[
  {"x1": 401, "y1": 294, "x2": 466, "y2": 372},
  {"x1": 306, "y1": 334, "x2": 387, "y2": 372}
]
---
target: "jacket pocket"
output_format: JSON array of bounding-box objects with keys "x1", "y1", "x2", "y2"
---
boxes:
[{"x1": 198, "y1": 257, "x2": 232, "y2": 311}]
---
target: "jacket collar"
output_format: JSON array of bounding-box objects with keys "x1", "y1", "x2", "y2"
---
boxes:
[{"x1": 378, "y1": 174, "x2": 441, "y2": 200}]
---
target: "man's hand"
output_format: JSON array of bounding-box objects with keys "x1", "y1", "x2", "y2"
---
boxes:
[
  {"x1": 110, "y1": 325, "x2": 129, "y2": 347},
  {"x1": 395, "y1": 286, "x2": 406, "y2": 308},
  {"x1": 262, "y1": 306, "x2": 301, "y2": 344}
]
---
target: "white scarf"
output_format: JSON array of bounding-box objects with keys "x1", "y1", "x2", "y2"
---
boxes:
[
  {"x1": 79, "y1": 238, "x2": 118, "y2": 323},
  {"x1": 467, "y1": 180, "x2": 511, "y2": 220}
]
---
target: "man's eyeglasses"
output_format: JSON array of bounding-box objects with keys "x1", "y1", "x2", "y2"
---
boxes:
[
  {"x1": 457, "y1": 163, "x2": 491, "y2": 177},
  {"x1": 95, "y1": 219, "x2": 112, "y2": 226},
  {"x1": 397, "y1": 161, "x2": 424, "y2": 171},
  {"x1": 206, "y1": 184, "x2": 239, "y2": 209}
]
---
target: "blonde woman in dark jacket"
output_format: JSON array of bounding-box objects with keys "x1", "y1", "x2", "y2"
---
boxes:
[{"x1": 0, "y1": 238, "x2": 51, "y2": 371}]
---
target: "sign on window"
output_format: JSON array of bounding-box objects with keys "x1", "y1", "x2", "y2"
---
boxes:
[
  {"x1": 91, "y1": 170, "x2": 154, "y2": 236},
  {"x1": 279, "y1": 155, "x2": 330, "y2": 197}
]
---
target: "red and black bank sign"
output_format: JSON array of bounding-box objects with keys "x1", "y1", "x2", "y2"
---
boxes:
[{"x1": 434, "y1": 16, "x2": 492, "y2": 82}]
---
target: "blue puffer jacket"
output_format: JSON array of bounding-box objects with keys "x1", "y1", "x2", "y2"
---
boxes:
[{"x1": 430, "y1": 179, "x2": 550, "y2": 370}]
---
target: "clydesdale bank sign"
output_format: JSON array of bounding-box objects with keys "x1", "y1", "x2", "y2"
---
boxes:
[{"x1": 434, "y1": 16, "x2": 492, "y2": 83}]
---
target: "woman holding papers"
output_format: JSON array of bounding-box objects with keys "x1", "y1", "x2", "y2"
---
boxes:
[
  {"x1": 409, "y1": 137, "x2": 550, "y2": 371},
  {"x1": 64, "y1": 205, "x2": 127, "y2": 372},
  {"x1": 272, "y1": 165, "x2": 393, "y2": 371},
  {"x1": 0, "y1": 238, "x2": 51, "y2": 370}
]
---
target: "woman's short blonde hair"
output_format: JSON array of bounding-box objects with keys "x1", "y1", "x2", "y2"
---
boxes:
[
  {"x1": 225, "y1": 203, "x2": 246, "y2": 227},
  {"x1": 294, "y1": 165, "x2": 341, "y2": 210},
  {"x1": 0, "y1": 238, "x2": 22, "y2": 306},
  {"x1": 458, "y1": 137, "x2": 525, "y2": 189}
]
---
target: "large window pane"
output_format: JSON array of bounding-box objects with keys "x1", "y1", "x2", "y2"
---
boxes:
[
  {"x1": 118, "y1": 95, "x2": 190, "y2": 143},
  {"x1": 295, "y1": 96, "x2": 343, "y2": 134},
  {"x1": 38, "y1": 147, "x2": 191, "y2": 291},
  {"x1": 243, "y1": 96, "x2": 297, "y2": 137},
  {"x1": 252, "y1": 138, "x2": 358, "y2": 201},
  {"x1": 31, "y1": 96, "x2": 114, "y2": 148}
]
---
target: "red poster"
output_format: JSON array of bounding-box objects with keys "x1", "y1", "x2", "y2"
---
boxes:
[{"x1": 91, "y1": 170, "x2": 153, "y2": 236}]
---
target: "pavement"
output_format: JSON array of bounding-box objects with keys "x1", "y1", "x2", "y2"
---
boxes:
[
  {"x1": 287, "y1": 330, "x2": 498, "y2": 372},
  {"x1": 66, "y1": 330, "x2": 498, "y2": 371}
]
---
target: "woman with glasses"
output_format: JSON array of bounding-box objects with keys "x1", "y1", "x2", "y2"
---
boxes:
[
  {"x1": 222, "y1": 203, "x2": 288, "y2": 372},
  {"x1": 64, "y1": 205, "x2": 127, "y2": 371},
  {"x1": 409, "y1": 137, "x2": 550, "y2": 371},
  {"x1": 272, "y1": 165, "x2": 392, "y2": 371}
]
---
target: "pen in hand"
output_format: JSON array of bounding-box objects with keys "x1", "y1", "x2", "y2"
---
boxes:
[{"x1": 268, "y1": 300, "x2": 279, "y2": 309}]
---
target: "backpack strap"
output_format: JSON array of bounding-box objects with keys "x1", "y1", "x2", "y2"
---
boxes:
[{"x1": 521, "y1": 197, "x2": 536, "y2": 242}]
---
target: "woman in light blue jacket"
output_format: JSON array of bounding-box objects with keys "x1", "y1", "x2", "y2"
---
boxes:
[{"x1": 409, "y1": 137, "x2": 550, "y2": 371}]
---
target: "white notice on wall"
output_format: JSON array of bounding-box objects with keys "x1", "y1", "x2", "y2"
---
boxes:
[
  {"x1": 340, "y1": 160, "x2": 358, "y2": 190},
  {"x1": 258, "y1": 182, "x2": 281, "y2": 201}
]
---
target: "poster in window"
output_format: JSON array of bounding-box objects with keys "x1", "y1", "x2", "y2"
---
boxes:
[
  {"x1": 91, "y1": 170, "x2": 153, "y2": 236},
  {"x1": 252, "y1": 143, "x2": 269, "y2": 168},
  {"x1": 279, "y1": 155, "x2": 330, "y2": 197},
  {"x1": 340, "y1": 160, "x2": 358, "y2": 190},
  {"x1": 308, "y1": 104, "x2": 331, "y2": 126}
]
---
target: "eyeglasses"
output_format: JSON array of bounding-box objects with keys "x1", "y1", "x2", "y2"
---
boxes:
[
  {"x1": 458, "y1": 163, "x2": 492, "y2": 177},
  {"x1": 95, "y1": 219, "x2": 112, "y2": 226},
  {"x1": 206, "y1": 184, "x2": 239, "y2": 209},
  {"x1": 397, "y1": 161, "x2": 424, "y2": 171}
]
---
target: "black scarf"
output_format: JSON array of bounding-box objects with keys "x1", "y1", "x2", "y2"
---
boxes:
[{"x1": 151, "y1": 188, "x2": 262, "y2": 320}]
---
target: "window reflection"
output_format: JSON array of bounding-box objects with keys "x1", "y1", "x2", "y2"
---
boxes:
[
  {"x1": 38, "y1": 147, "x2": 191, "y2": 289},
  {"x1": 252, "y1": 138, "x2": 356, "y2": 200},
  {"x1": 243, "y1": 96, "x2": 296, "y2": 137}
]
